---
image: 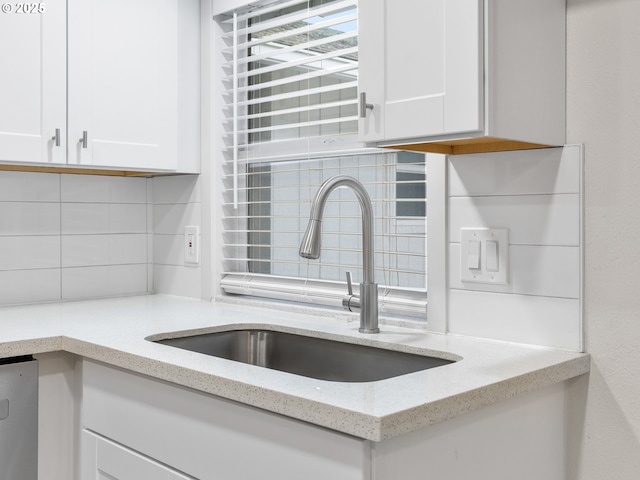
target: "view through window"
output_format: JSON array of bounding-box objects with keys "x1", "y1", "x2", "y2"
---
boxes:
[{"x1": 219, "y1": 0, "x2": 427, "y2": 316}]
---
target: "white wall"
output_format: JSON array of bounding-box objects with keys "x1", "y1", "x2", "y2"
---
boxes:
[
  {"x1": 567, "y1": 0, "x2": 640, "y2": 477},
  {"x1": 446, "y1": 146, "x2": 583, "y2": 350},
  {"x1": 151, "y1": 175, "x2": 204, "y2": 299},
  {"x1": 0, "y1": 171, "x2": 150, "y2": 305}
]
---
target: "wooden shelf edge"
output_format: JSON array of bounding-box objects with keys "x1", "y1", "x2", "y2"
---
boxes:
[
  {"x1": 0, "y1": 164, "x2": 171, "y2": 177},
  {"x1": 384, "y1": 138, "x2": 556, "y2": 155}
]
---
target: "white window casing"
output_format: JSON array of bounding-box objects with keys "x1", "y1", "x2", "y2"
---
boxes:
[{"x1": 216, "y1": 0, "x2": 427, "y2": 318}]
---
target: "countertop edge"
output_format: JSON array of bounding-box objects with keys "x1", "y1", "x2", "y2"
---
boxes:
[
  {"x1": 377, "y1": 354, "x2": 591, "y2": 441},
  {"x1": 0, "y1": 296, "x2": 591, "y2": 442},
  {"x1": 60, "y1": 335, "x2": 590, "y2": 441}
]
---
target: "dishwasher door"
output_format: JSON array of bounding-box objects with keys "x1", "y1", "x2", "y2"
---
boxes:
[{"x1": 0, "y1": 356, "x2": 38, "y2": 480}]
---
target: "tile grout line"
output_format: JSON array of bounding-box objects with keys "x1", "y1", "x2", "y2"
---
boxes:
[{"x1": 59, "y1": 173, "x2": 63, "y2": 302}]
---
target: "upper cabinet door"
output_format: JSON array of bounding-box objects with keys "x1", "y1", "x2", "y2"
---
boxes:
[
  {"x1": 359, "y1": 0, "x2": 566, "y2": 155},
  {"x1": 358, "y1": 0, "x2": 483, "y2": 144},
  {"x1": 0, "y1": 3, "x2": 66, "y2": 165},
  {"x1": 68, "y1": 0, "x2": 179, "y2": 171}
]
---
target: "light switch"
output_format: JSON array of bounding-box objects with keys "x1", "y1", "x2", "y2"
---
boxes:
[
  {"x1": 460, "y1": 228, "x2": 509, "y2": 285},
  {"x1": 486, "y1": 240, "x2": 499, "y2": 272},
  {"x1": 468, "y1": 240, "x2": 481, "y2": 269}
]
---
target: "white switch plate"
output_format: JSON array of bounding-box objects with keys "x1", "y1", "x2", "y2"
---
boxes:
[
  {"x1": 460, "y1": 228, "x2": 509, "y2": 285},
  {"x1": 184, "y1": 226, "x2": 200, "y2": 265}
]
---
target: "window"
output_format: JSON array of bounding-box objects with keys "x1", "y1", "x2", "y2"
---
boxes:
[{"x1": 217, "y1": 0, "x2": 427, "y2": 318}]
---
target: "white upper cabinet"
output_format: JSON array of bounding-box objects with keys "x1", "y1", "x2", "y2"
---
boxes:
[
  {"x1": 0, "y1": 3, "x2": 67, "y2": 165},
  {"x1": 358, "y1": 0, "x2": 566, "y2": 155},
  {"x1": 68, "y1": 0, "x2": 200, "y2": 172},
  {"x1": 0, "y1": 0, "x2": 200, "y2": 173}
]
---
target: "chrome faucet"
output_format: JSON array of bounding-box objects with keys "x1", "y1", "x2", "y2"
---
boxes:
[{"x1": 299, "y1": 175, "x2": 379, "y2": 333}]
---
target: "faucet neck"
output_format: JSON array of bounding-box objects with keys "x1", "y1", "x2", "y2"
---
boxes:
[
  {"x1": 300, "y1": 175, "x2": 380, "y2": 333},
  {"x1": 308, "y1": 175, "x2": 375, "y2": 285}
]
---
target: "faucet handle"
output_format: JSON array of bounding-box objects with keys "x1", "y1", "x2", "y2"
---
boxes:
[{"x1": 343, "y1": 271, "x2": 360, "y2": 313}]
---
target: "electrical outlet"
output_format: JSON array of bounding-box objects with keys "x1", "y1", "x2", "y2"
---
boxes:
[{"x1": 184, "y1": 226, "x2": 200, "y2": 265}]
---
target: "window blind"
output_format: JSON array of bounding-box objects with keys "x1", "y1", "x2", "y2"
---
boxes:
[
  {"x1": 222, "y1": 0, "x2": 359, "y2": 154},
  {"x1": 217, "y1": 0, "x2": 428, "y2": 318}
]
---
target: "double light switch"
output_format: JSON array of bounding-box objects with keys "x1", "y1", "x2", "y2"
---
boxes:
[{"x1": 460, "y1": 228, "x2": 509, "y2": 285}]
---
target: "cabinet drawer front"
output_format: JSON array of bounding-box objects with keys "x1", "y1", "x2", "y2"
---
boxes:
[
  {"x1": 83, "y1": 431, "x2": 192, "y2": 480},
  {"x1": 82, "y1": 360, "x2": 369, "y2": 480}
]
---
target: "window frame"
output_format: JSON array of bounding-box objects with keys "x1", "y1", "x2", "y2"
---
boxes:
[{"x1": 214, "y1": 0, "x2": 430, "y2": 320}]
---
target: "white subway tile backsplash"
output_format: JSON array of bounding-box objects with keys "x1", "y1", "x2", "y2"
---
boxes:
[
  {"x1": 448, "y1": 290, "x2": 581, "y2": 351},
  {"x1": 0, "y1": 236, "x2": 61, "y2": 271},
  {"x1": 449, "y1": 194, "x2": 580, "y2": 246},
  {"x1": 61, "y1": 174, "x2": 147, "y2": 203},
  {"x1": 449, "y1": 244, "x2": 580, "y2": 299},
  {"x1": 0, "y1": 269, "x2": 61, "y2": 305},
  {"x1": 153, "y1": 264, "x2": 202, "y2": 299},
  {"x1": 449, "y1": 146, "x2": 581, "y2": 197},
  {"x1": 151, "y1": 175, "x2": 201, "y2": 204},
  {"x1": 147, "y1": 233, "x2": 153, "y2": 288},
  {"x1": 62, "y1": 264, "x2": 148, "y2": 300},
  {"x1": 153, "y1": 234, "x2": 186, "y2": 266},
  {"x1": 0, "y1": 203, "x2": 61, "y2": 235},
  {"x1": 0, "y1": 170, "x2": 152, "y2": 307},
  {"x1": 153, "y1": 203, "x2": 201, "y2": 235},
  {"x1": 445, "y1": 146, "x2": 583, "y2": 350},
  {"x1": 61, "y1": 203, "x2": 147, "y2": 234},
  {"x1": 61, "y1": 234, "x2": 148, "y2": 267},
  {"x1": 0, "y1": 171, "x2": 205, "y2": 305},
  {"x1": 150, "y1": 175, "x2": 203, "y2": 297},
  {"x1": 0, "y1": 171, "x2": 60, "y2": 202}
]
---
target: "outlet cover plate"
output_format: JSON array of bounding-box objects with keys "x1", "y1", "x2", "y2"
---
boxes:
[{"x1": 184, "y1": 226, "x2": 200, "y2": 265}]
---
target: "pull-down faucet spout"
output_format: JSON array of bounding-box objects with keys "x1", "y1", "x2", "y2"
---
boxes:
[{"x1": 299, "y1": 175, "x2": 379, "y2": 333}]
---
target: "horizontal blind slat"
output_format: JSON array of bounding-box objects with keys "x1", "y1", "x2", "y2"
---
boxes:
[
  {"x1": 238, "y1": 47, "x2": 358, "y2": 88},
  {"x1": 220, "y1": 0, "x2": 309, "y2": 24},
  {"x1": 236, "y1": 115, "x2": 359, "y2": 135},
  {"x1": 224, "y1": 12, "x2": 358, "y2": 51},
  {"x1": 224, "y1": 81, "x2": 357, "y2": 108},
  {"x1": 225, "y1": 30, "x2": 357, "y2": 67},
  {"x1": 243, "y1": 99, "x2": 357, "y2": 121},
  {"x1": 228, "y1": 0, "x2": 357, "y2": 38}
]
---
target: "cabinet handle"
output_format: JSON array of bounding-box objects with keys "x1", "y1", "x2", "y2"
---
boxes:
[
  {"x1": 79, "y1": 130, "x2": 88, "y2": 149},
  {"x1": 51, "y1": 128, "x2": 61, "y2": 147},
  {"x1": 359, "y1": 92, "x2": 374, "y2": 118}
]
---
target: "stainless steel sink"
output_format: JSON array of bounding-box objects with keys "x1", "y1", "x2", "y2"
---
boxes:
[{"x1": 152, "y1": 329, "x2": 455, "y2": 382}]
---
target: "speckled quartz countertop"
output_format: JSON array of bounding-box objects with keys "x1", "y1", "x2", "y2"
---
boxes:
[{"x1": 0, "y1": 294, "x2": 589, "y2": 441}]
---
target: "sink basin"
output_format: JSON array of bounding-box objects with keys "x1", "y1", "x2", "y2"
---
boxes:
[{"x1": 152, "y1": 328, "x2": 455, "y2": 382}]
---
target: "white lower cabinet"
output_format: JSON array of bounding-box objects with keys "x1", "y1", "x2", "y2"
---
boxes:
[
  {"x1": 80, "y1": 359, "x2": 568, "y2": 480},
  {"x1": 81, "y1": 360, "x2": 370, "y2": 480},
  {"x1": 82, "y1": 432, "x2": 193, "y2": 480}
]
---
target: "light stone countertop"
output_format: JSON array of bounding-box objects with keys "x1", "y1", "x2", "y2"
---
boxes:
[{"x1": 0, "y1": 294, "x2": 590, "y2": 441}]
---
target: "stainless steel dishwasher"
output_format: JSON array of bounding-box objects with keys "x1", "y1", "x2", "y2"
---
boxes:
[{"x1": 0, "y1": 356, "x2": 37, "y2": 480}]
